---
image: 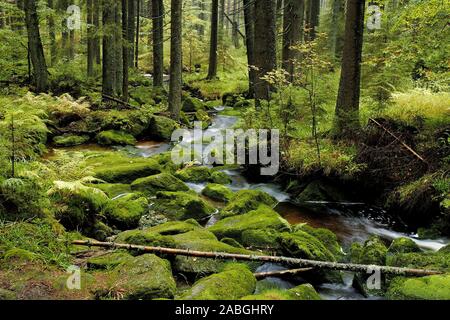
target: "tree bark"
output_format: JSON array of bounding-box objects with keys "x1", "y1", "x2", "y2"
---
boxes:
[
  {"x1": 334, "y1": 0, "x2": 365, "y2": 138},
  {"x1": 93, "y1": 0, "x2": 101, "y2": 65},
  {"x1": 308, "y1": 0, "x2": 320, "y2": 40},
  {"x1": 282, "y1": 0, "x2": 304, "y2": 82},
  {"x1": 47, "y1": 0, "x2": 57, "y2": 66},
  {"x1": 72, "y1": 240, "x2": 444, "y2": 277},
  {"x1": 207, "y1": 0, "x2": 219, "y2": 79},
  {"x1": 87, "y1": 0, "x2": 94, "y2": 77},
  {"x1": 254, "y1": 0, "x2": 277, "y2": 102},
  {"x1": 135, "y1": 0, "x2": 141, "y2": 68},
  {"x1": 59, "y1": 0, "x2": 69, "y2": 59},
  {"x1": 122, "y1": 0, "x2": 129, "y2": 101},
  {"x1": 152, "y1": 0, "x2": 164, "y2": 87},
  {"x1": 168, "y1": 0, "x2": 182, "y2": 120},
  {"x1": 23, "y1": 0, "x2": 48, "y2": 92},
  {"x1": 243, "y1": 0, "x2": 256, "y2": 98},
  {"x1": 102, "y1": 0, "x2": 116, "y2": 97},
  {"x1": 115, "y1": 1, "x2": 123, "y2": 96},
  {"x1": 127, "y1": 0, "x2": 136, "y2": 67}
]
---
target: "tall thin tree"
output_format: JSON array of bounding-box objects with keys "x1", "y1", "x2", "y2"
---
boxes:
[
  {"x1": 282, "y1": 0, "x2": 304, "y2": 81},
  {"x1": 152, "y1": 0, "x2": 164, "y2": 87},
  {"x1": 168, "y1": 0, "x2": 182, "y2": 120},
  {"x1": 122, "y1": 0, "x2": 129, "y2": 100},
  {"x1": 243, "y1": 0, "x2": 256, "y2": 97},
  {"x1": 207, "y1": 0, "x2": 219, "y2": 79},
  {"x1": 334, "y1": 0, "x2": 366, "y2": 138},
  {"x1": 102, "y1": 0, "x2": 116, "y2": 96}
]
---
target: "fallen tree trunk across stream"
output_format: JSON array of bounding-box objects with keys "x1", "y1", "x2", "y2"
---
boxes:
[{"x1": 71, "y1": 240, "x2": 442, "y2": 277}]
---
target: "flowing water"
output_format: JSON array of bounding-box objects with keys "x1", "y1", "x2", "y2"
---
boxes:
[{"x1": 50, "y1": 113, "x2": 448, "y2": 300}]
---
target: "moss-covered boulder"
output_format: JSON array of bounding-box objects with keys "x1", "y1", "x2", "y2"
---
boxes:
[
  {"x1": 439, "y1": 244, "x2": 450, "y2": 254},
  {"x1": 104, "y1": 193, "x2": 149, "y2": 230},
  {"x1": 209, "y1": 205, "x2": 291, "y2": 241},
  {"x1": 241, "y1": 284, "x2": 321, "y2": 300},
  {"x1": 387, "y1": 274, "x2": 450, "y2": 300},
  {"x1": 153, "y1": 191, "x2": 215, "y2": 221},
  {"x1": 293, "y1": 224, "x2": 343, "y2": 259},
  {"x1": 195, "y1": 109, "x2": 212, "y2": 129},
  {"x1": 96, "y1": 130, "x2": 137, "y2": 146},
  {"x1": 201, "y1": 184, "x2": 233, "y2": 202},
  {"x1": 92, "y1": 183, "x2": 131, "y2": 198},
  {"x1": 177, "y1": 263, "x2": 256, "y2": 300},
  {"x1": 294, "y1": 180, "x2": 347, "y2": 204},
  {"x1": 241, "y1": 229, "x2": 282, "y2": 251},
  {"x1": 129, "y1": 86, "x2": 156, "y2": 105},
  {"x1": 53, "y1": 134, "x2": 89, "y2": 147},
  {"x1": 182, "y1": 96, "x2": 205, "y2": 112},
  {"x1": 222, "y1": 190, "x2": 278, "y2": 216},
  {"x1": 148, "y1": 116, "x2": 179, "y2": 141},
  {"x1": 175, "y1": 166, "x2": 212, "y2": 183},
  {"x1": 86, "y1": 251, "x2": 133, "y2": 270},
  {"x1": 210, "y1": 171, "x2": 232, "y2": 184},
  {"x1": 386, "y1": 251, "x2": 450, "y2": 272},
  {"x1": 388, "y1": 237, "x2": 421, "y2": 255},
  {"x1": 107, "y1": 254, "x2": 176, "y2": 300},
  {"x1": 150, "y1": 152, "x2": 182, "y2": 174},
  {"x1": 130, "y1": 173, "x2": 189, "y2": 195},
  {"x1": 88, "y1": 153, "x2": 161, "y2": 183}
]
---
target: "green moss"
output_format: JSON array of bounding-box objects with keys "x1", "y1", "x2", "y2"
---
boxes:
[
  {"x1": 201, "y1": 183, "x2": 233, "y2": 202},
  {"x1": 242, "y1": 284, "x2": 321, "y2": 300},
  {"x1": 153, "y1": 191, "x2": 215, "y2": 221},
  {"x1": 209, "y1": 171, "x2": 232, "y2": 184},
  {"x1": 182, "y1": 96, "x2": 205, "y2": 112},
  {"x1": 222, "y1": 190, "x2": 278, "y2": 216},
  {"x1": 386, "y1": 251, "x2": 450, "y2": 272},
  {"x1": 130, "y1": 173, "x2": 189, "y2": 195},
  {"x1": 294, "y1": 224, "x2": 343, "y2": 259},
  {"x1": 104, "y1": 193, "x2": 149, "y2": 230},
  {"x1": 387, "y1": 274, "x2": 450, "y2": 300},
  {"x1": 388, "y1": 237, "x2": 421, "y2": 254},
  {"x1": 86, "y1": 251, "x2": 133, "y2": 270},
  {"x1": 295, "y1": 180, "x2": 347, "y2": 204},
  {"x1": 195, "y1": 109, "x2": 212, "y2": 129},
  {"x1": 241, "y1": 229, "x2": 282, "y2": 251},
  {"x1": 88, "y1": 152, "x2": 161, "y2": 183},
  {"x1": 129, "y1": 86, "x2": 156, "y2": 105},
  {"x1": 150, "y1": 152, "x2": 182, "y2": 174},
  {"x1": 53, "y1": 134, "x2": 89, "y2": 147},
  {"x1": 277, "y1": 230, "x2": 336, "y2": 262},
  {"x1": 96, "y1": 130, "x2": 137, "y2": 146},
  {"x1": 175, "y1": 166, "x2": 212, "y2": 183},
  {"x1": 220, "y1": 238, "x2": 244, "y2": 248},
  {"x1": 177, "y1": 263, "x2": 256, "y2": 300},
  {"x1": 110, "y1": 254, "x2": 176, "y2": 300},
  {"x1": 91, "y1": 183, "x2": 131, "y2": 198},
  {"x1": 148, "y1": 116, "x2": 179, "y2": 141},
  {"x1": 439, "y1": 245, "x2": 450, "y2": 253},
  {"x1": 0, "y1": 288, "x2": 16, "y2": 300},
  {"x1": 351, "y1": 236, "x2": 388, "y2": 265},
  {"x1": 209, "y1": 205, "x2": 291, "y2": 241}
]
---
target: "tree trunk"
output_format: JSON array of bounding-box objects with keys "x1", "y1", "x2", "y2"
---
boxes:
[
  {"x1": 127, "y1": 0, "x2": 136, "y2": 67},
  {"x1": 329, "y1": 0, "x2": 341, "y2": 60},
  {"x1": 93, "y1": 0, "x2": 101, "y2": 65},
  {"x1": 306, "y1": 0, "x2": 320, "y2": 40},
  {"x1": 254, "y1": 0, "x2": 277, "y2": 102},
  {"x1": 282, "y1": 0, "x2": 304, "y2": 81},
  {"x1": 135, "y1": 0, "x2": 141, "y2": 68},
  {"x1": 232, "y1": 0, "x2": 239, "y2": 48},
  {"x1": 115, "y1": 1, "x2": 123, "y2": 95},
  {"x1": 122, "y1": 0, "x2": 129, "y2": 101},
  {"x1": 334, "y1": 0, "x2": 365, "y2": 138},
  {"x1": 87, "y1": 0, "x2": 94, "y2": 77},
  {"x1": 168, "y1": 0, "x2": 182, "y2": 120},
  {"x1": 102, "y1": 0, "x2": 116, "y2": 97},
  {"x1": 47, "y1": 0, "x2": 56, "y2": 66},
  {"x1": 59, "y1": 0, "x2": 69, "y2": 59},
  {"x1": 152, "y1": 0, "x2": 164, "y2": 87},
  {"x1": 23, "y1": 0, "x2": 48, "y2": 92},
  {"x1": 243, "y1": 0, "x2": 256, "y2": 98},
  {"x1": 207, "y1": 0, "x2": 219, "y2": 79}
]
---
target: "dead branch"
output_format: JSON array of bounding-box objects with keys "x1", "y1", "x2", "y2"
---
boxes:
[{"x1": 254, "y1": 268, "x2": 313, "y2": 279}]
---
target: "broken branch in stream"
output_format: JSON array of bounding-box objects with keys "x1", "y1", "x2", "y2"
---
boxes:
[
  {"x1": 71, "y1": 240, "x2": 442, "y2": 277},
  {"x1": 254, "y1": 268, "x2": 314, "y2": 279}
]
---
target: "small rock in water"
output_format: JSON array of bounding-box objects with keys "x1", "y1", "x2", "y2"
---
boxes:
[{"x1": 139, "y1": 211, "x2": 168, "y2": 229}]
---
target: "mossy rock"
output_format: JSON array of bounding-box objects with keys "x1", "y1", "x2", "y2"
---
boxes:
[
  {"x1": 386, "y1": 251, "x2": 450, "y2": 272},
  {"x1": 130, "y1": 173, "x2": 189, "y2": 195},
  {"x1": 175, "y1": 166, "x2": 212, "y2": 183},
  {"x1": 233, "y1": 99, "x2": 252, "y2": 109},
  {"x1": 242, "y1": 284, "x2": 321, "y2": 300},
  {"x1": 388, "y1": 237, "x2": 421, "y2": 255},
  {"x1": 182, "y1": 96, "x2": 205, "y2": 112},
  {"x1": 417, "y1": 227, "x2": 442, "y2": 240},
  {"x1": 150, "y1": 152, "x2": 182, "y2": 174},
  {"x1": 209, "y1": 171, "x2": 232, "y2": 184},
  {"x1": 195, "y1": 109, "x2": 211, "y2": 129},
  {"x1": 129, "y1": 86, "x2": 156, "y2": 105},
  {"x1": 148, "y1": 116, "x2": 179, "y2": 141},
  {"x1": 86, "y1": 251, "x2": 133, "y2": 270},
  {"x1": 220, "y1": 237, "x2": 245, "y2": 248},
  {"x1": 201, "y1": 183, "x2": 233, "y2": 202},
  {"x1": 153, "y1": 191, "x2": 215, "y2": 221},
  {"x1": 53, "y1": 134, "x2": 89, "y2": 147},
  {"x1": 104, "y1": 194, "x2": 149, "y2": 230},
  {"x1": 91, "y1": 183, "x2": 131, "y2": 198},
  {"x1": 89, "y1": 153, "x2": 161, "y2": 183},
  {"x1": 177, "y1": 263, "x2": 256, "y2": 300},
  {"x1": 241, "y1": 228, "x2": 282, "y2": 251},
  {"x1": 109, "y1": 254, "x2": 176, "y2": 300},
  {"x1": 387, "y1": 274, "x2": 450, "y2": 300},
  {"x1": 222, "y1": 189, "x2": 278, "y2": 217},
  {"x1": 439, "y1": 244, "x2": 450, "y2": 254},
  {"x1": 96, "y1": 130, "x2": 137, "y2": 146},
  {"x1": 294, "y1": 224, "x2": 343, "y2": 260},
  {"x1": 208, "y1": 205, "x2": 291, "y2": 242},
  {"x1": 294, "y1": 180, "x2": 347, "y2": 204}
]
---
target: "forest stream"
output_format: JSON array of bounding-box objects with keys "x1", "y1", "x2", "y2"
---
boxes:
[{"x1": 48, "y1": 112, "x2": 449, "y2": 300}]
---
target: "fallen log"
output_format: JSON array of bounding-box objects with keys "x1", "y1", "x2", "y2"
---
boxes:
[
  {"x1": 254, "y1": 268, "x2": 313, "y2": 279},
  {"x1": 71, "y1": 240, "x2": 442, "y2": 277}
]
